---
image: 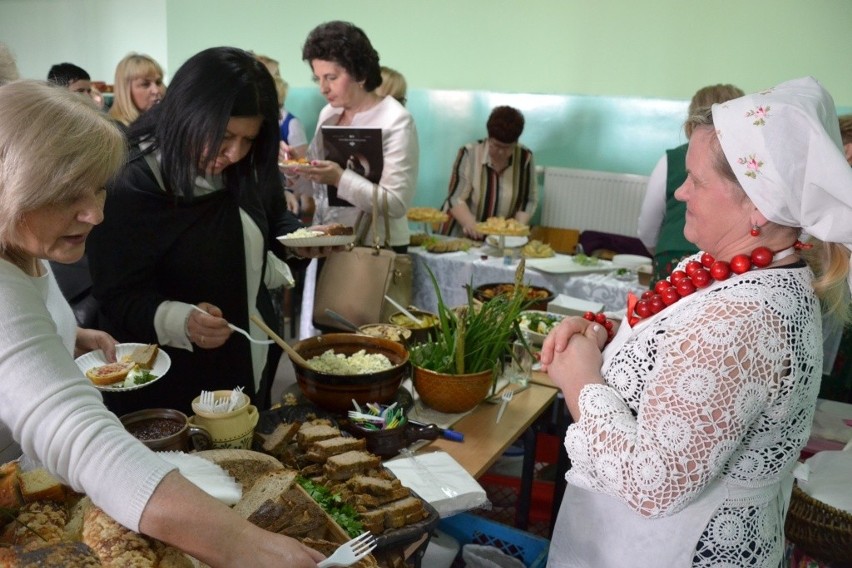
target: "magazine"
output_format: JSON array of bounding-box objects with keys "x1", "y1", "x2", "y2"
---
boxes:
[{"x1": 321, "y1": 126, "x2": 383, "y2": 206}]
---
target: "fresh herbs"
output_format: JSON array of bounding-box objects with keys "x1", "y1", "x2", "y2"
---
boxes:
[
  {"x1": 297, "y1": 477, "x2": 363, "y2": 538},
  {"x1": 409, "y1": 261, "x2": 533, "y2": 382},
  {"x1": 572, "y1": 253, "x2": 600, "y2": 266}
]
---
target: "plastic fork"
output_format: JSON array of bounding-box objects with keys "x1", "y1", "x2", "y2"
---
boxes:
[
  {"x1": 317, "y1": 532, "x2": 376, "y2": 568},
  {"x1": 190, "y1": 305, "x2": 273, "y2": 345},
  {"x1": 495, "y1": 389, "x2": 513, "y2": 423}
]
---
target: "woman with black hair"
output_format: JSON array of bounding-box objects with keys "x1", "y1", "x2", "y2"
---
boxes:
[
  {"x1": 289, "y1": 21, "x2": 419, "y2": 337},
  {"x1": 88, "y1": 47, "x2": 325, "y2": 415}
]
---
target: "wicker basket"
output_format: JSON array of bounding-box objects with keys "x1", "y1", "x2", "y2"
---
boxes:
[
  {"x1": 412, "y1": 366, "x2": 493, "y2": 413},
  {"x1": 784, "y1": 483, "x2": 852, "y2": 565}
]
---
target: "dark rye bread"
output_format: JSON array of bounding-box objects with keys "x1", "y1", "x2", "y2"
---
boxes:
[
  {"x1": 358, "y1": 495, "x2": 427, "y2": 534},
  {"x1": 255, "y1": 421, "x2": 301, "y2": 459},
  {"x1": 323, "y1": 451, "x2": 381, "y2": 481},
  {"x1": 296, "y1": 424, "x2": 341, "y2": 451},
  {"x1": 305, "y1": 437, "x2": 367, "y2": 463},
  {"x1": 232, "y1": 469, "x2": 297, "y2": 521}
]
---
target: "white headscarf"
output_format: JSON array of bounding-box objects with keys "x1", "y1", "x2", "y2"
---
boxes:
[{"x1": 712, "y1": 76, "x2": 852, "y2": 292}]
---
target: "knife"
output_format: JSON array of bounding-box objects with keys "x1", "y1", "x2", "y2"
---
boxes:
[{"x1": 407, "y1": 420, "x2": 464, "y2": 442}]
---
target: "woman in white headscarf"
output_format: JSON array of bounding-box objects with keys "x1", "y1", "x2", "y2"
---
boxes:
[{"x1": 540, "y1": 77, "x2": 852, "y2": 567}]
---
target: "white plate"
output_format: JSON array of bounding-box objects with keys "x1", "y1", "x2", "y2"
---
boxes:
[
  {"x1": 75, "y1": 343, "x2": 171, "y2": 392},
  {"x1": 611, "y1": 254, "x2": 653, "y2": 269},
  {"x1": 525, "y1": 254, "x2": 613, "y2": 274},
  {"x1": 486, "y1": 235, "x2": 529, "y2": 249},
  {"x1": 518, "y1": 310, "x2": 566, "y2": 345},
  {"x1": 276, "y1": 234, "x2": 356, "y2": 248}
]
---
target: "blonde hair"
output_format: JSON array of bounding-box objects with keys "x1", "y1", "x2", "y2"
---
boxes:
[
  {"x1": 0, "y1": 43, "x2": 20, "y2": 85},
  {"x1": 0, "y1": 81, "x2": 126, "y2": 247},
  {"x1": 686, "y1": 109, "x2": 851, "y2": 324},
  {"x1": 376, "y1": 66, "x2": 407, "y2": 104},
  {"x1": 108, "y1": 53, "x2": 164, "y2": 126},
  {"x1": 254, "y1": 53, "x2": 288, "y2": 109}
]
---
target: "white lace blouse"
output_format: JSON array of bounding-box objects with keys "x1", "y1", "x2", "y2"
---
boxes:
[{"x1": 561, "y1": 258, "x2": 821, "y2": 566}]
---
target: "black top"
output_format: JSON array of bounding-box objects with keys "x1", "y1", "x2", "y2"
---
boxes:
[{"x1": 87, "y1": 149, "x2": 304, "y2": 415}]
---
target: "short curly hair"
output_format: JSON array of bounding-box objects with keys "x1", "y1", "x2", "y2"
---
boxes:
[
  {"x1": 487, "y1": 106, "x2": 525, "y2": 143},
  {"x1": 302, "y1": 21, "x2": 382, "y2": 92}
]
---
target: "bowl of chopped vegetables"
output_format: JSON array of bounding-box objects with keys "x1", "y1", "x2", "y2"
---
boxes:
[
  {"x1": 517, "y1": 310, "x2": 566, "y2": 345},
  {"x1": 289, "y1": 334, "x2": 410, "y2": 413}
]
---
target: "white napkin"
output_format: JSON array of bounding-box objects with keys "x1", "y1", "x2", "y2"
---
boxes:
[
  {"x1": 159, "y1": 451, "x2": 242, "y2": 505},
  {"x1": 798, "y1": 449, "x2": 852, "y2": 514},
  {"x1": 384, "y1": 450, "x2": 488, "y2": 517}
]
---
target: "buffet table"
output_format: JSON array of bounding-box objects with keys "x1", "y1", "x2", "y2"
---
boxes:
[{"x1": 409, "y1": 245, "x2": 647, "y2": 314}]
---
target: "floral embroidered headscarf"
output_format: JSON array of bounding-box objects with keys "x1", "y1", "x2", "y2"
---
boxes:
[{"x1": 712, "y1": 76, "x2": 852, "y2": 291}]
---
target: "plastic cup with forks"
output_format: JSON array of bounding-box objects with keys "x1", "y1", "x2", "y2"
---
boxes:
[{"x1": 189, "y1": 390, "x2": 258, "y2": 449}]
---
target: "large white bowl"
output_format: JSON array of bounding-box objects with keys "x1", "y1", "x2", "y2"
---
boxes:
[{"x1": 611, "y1": 254, "x2": 653, "y2": 269}]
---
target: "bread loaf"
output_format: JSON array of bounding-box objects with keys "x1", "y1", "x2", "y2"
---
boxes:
[
  {"x1": 232, "y1": 470, "x2": 297, "y2": 520},
  {"x1": 0, "y1": 541, "x2": 102, "y2": 567},
  {"x1": 1, "y1": 501, "x2": 68, "y2": 550}
]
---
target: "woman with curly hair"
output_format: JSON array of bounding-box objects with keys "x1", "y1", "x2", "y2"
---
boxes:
[{"x1": 288, "y1": 21, "x2": 419, "y2": 336}]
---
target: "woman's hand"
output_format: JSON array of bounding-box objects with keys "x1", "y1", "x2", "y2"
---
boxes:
[
  {"x1": 543, "y1": 321, "x2": 607, "y2": 419},
  {"x1": 284, "y1": 190, "x2": 300, "y2": 213},
  {"x1": 539, "y1": 316, "x2": 607, "y2": 371},
  {"x1": 75, "y1": 328, "x2": 118, "y2": 360},
  {"x1": 187, "y1": 302, "x2": 231, "y2": 349},
  {"x1": 302, "y1": 160, "x2": 343, "y2": 187}
]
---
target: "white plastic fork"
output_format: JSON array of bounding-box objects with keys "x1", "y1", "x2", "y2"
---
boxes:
[
  {"x1": 190, "y1": 305, "x2": 273, "y2": 345},
  {"x1": 317, "y1": 532, "x2": 376, "y2": 568},
  {"x1": 495, "y1": 389, "x2": 513, "y2": 423}
]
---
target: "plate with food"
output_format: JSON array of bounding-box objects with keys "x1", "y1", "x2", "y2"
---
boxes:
[
  {"x1": 277, "y1": 157, "x2": 312, "y2": 169},
  {"x1": 517, "y1": 310, "x2": 566, "y2": 345},
  {"x1": 76, "y1": 343, "x2": 170, "y2": 392},
  {"x1": 277, "y1": 224, "x2": 356, "y2": 248},
  {"x1": 525, "y1": 253, "x2": 614, "y2": 274},
  {"x1": 486, "y1": 235, "x2": 529, "y2": 249},
  {"x1": 406, "y1": 207, "x2": 448, "y2": 224},
  {"x1": 474, "y1": 216, "x2": 530, "y2": 236}
]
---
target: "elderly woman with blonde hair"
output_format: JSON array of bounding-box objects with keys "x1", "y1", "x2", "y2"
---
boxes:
[
  {"x1": 108, "y1": 52, "x2": 165, "y2": 127},
  {"x1": 0, "y1": 80, "x2": 324, "y2": 567}
]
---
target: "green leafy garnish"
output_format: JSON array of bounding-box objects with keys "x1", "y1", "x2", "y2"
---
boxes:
[
  {"x1": 297, "y1": 477, "x2": 363, "y2": 538},
  {"x1": 572, "y1": 253, "x2": 600, "y2": 266},
  {"x1": 132, "y1": 369, "x2": 158, "y2": 385}
]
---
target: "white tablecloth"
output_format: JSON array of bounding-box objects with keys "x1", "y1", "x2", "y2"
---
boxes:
[{"x1": 410, "y1": 246, "x2": 646, "y2": 313}]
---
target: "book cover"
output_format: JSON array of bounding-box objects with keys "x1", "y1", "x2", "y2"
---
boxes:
[{"x1": 321, "y1": 126, "x2": 383, "y2": 207}]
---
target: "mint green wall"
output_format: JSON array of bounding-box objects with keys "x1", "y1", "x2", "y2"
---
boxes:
[{"x1": 163, "y1": 0, "x2": 852, "y2": 208}]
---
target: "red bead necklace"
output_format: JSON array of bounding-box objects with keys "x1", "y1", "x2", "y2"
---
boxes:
[{"x1": 628, "y1": 244, "x2": 799, "y2": 326}]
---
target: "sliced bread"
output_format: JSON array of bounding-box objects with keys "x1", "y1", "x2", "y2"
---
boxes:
[
  {"x1": 232, "y1": 469, "x2": 297, "y2": 520},
  {"x1": 323, "y1": 451, "x2": 381, "y2": 481},
  {"x1": 19, "y1": 468, "x2": 66, "y2": 503}
]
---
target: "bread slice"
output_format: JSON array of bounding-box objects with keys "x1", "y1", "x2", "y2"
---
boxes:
[
  {"x1": 194, "y1": 449, "x2": 283, "y2": 492},
  {"x1": 123, "y1": 344, "x2": 159, "y2": 369},
  {"x1": 255, "y1": 421, "x2": 301, "y2": 459},
  {"x1": 305, "y1": 437, "x2": 367, "y2": 462},
  {"x1": 324, "y1": 223, "x2": 354, "y2": 236},
  {"x1": 296, "y1": 423, "x2": 341, "y2": 450},
  {"x1": 323, "y1": 450, "x2": 381, "y2": 481},
  {"x1": 19, "y1": 468, "x2": 65, "y2": 503},
  {"x1": 84, "y1": 361, "x2": 134, "y2": 385},
  {"x1": 232, "y1": 469, "x2": 297, "y2": 520}
]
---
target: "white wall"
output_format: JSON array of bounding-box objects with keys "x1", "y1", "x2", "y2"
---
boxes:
[{"x1": 0, "y1": 0, "x2": 168, "y2": 83}]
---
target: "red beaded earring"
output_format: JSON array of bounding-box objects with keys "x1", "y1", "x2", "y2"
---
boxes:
[{"x1": 750, "y1": 225, "x2": 761, "y2": 237}]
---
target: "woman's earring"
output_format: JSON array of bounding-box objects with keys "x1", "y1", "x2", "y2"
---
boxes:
[{"x1": 750, "y1": 224, "x2": 761, "y2": 237}]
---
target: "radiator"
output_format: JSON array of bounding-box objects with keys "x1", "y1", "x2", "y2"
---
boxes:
[{"x1": 541, "y1": 167, "x2": 649, "y2": 237}]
